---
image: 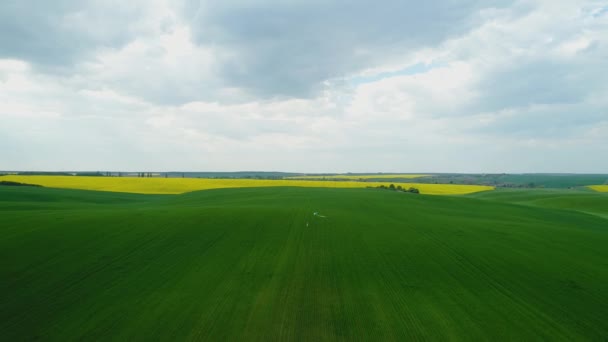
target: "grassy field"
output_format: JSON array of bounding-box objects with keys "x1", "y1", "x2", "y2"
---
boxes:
[
  {"x1": 405, "y1": 173, "x2": 608, "y2": 188},
  {"x1": 589, "y1": 185, "x2": 608, "y2": 192},
  {"x1": 468, "y1": 188, "x2": 608, "y2": 222},
  {"x1": 286, "y1": 174, "x2": 429, "y2": 180},
  {"x1": 1, "y1": 185, "x2": 607, "y2": 340},
  {"x1": 0, "y1": 175, "x2": 492, "y2": 195}
]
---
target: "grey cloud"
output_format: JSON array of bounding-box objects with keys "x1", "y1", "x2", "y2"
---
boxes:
[
  {"x1": 0, "y1": 0, "x2": 519, "y2": 104},
  {"x1": 0, "y1": 1, "x2": 154, "y2": 69},
  {"x1": 185, "y1": 0, "x2": 514, "y2": 99},
  {"x1": 2, "y1": 0, "x2": 607, "y2": 172},
  {"x1": 467, "y1": 41, "x2": 608, "y2": 138},
  {"x1": 469, "y1": 103, "x2": 608, "y2": 140},
  {"x1": 420, "y1": 4, "x2": 608, "y2": 139},
  {"x1": 476, "y1": 60, "x2": 602, "y2": 112}
]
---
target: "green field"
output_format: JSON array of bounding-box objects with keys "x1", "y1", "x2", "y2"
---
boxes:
[
  {"x1": 285, "y1": 174, "x2": 429, "y2": 180},
  {"x1": 410, "y1": 173, "x2": 608, "y2": 188},
  {"x1": 1, "y1": 185, "x2": 608, "y2": 340},
  {"x1": 470, "y1": 188, "x2": 608, "y2": 219}
]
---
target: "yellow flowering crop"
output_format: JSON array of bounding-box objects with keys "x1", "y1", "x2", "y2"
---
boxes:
[
  {"x1": 589, "y1": 185, "x2": 608, "y2": 192},
  {"x1": 1, "y1": 175, "x2": 493, "y2": 195}
]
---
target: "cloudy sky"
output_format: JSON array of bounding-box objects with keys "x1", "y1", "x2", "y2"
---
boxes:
[{"x1": 1, "y1": 0, "x2": 607, "y2": 173}]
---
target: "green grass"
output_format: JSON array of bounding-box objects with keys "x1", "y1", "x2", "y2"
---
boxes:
[
  {"x1": 412, "y1": 173, "x2": 608, "y2": 188},
  {"x1": 1, "y1": 186, "x2": 608, "y2": 340},
  {"x1": 468, "y1": 188, "x2": 608, "y2": 219}
]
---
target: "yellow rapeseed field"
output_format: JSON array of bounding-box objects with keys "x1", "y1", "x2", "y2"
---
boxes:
[
  {"x1": 1, "y1": 175, "x2": 493, "y2": 195},
  {"x1": 286, "y1": 174, "x2": 429, "y2": 180},
  {"x1": 589, "y1": 185, "x2": 608, "y2": 192}
]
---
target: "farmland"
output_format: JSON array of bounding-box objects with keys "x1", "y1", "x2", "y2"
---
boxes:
[
  {"x1": 590, "y1": 185, "x2": 608, "y2": 192},
  {"x1": 1, "y1": 185, "x2": 607, "y2": 340},
  {"x1": 412, "y1": 174, "x2": 608, "y2": 188},
  {"x1": 0, "y1": 175, "x2": 492, "y2": 195},
  {"x1": 286, "y1": 174, "x2": 429, "y2": 180}
]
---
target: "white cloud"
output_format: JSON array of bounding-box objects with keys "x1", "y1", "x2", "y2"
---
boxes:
[{"x1": 0, "y1": 0, "x2": 606, "y2": 172}]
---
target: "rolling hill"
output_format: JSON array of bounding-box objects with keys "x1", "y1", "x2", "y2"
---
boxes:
[{"x1": 1, "y1": 186, "x2": 607, "y2": 340}]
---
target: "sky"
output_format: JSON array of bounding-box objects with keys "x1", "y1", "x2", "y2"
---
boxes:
[{"x1": 1, "y1": 0, "x2": 607, "y2": 173}]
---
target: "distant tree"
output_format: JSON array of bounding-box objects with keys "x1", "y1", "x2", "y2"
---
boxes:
[
  {"x1": 408, "y1": 187, "x2": 420, "y2": 194},
  {"x1": 389, "y1": 184, "x2": 396, "y2": 190},
  {"x1": 0, "y1": 181, "x2": 42, "y2": 187}
]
